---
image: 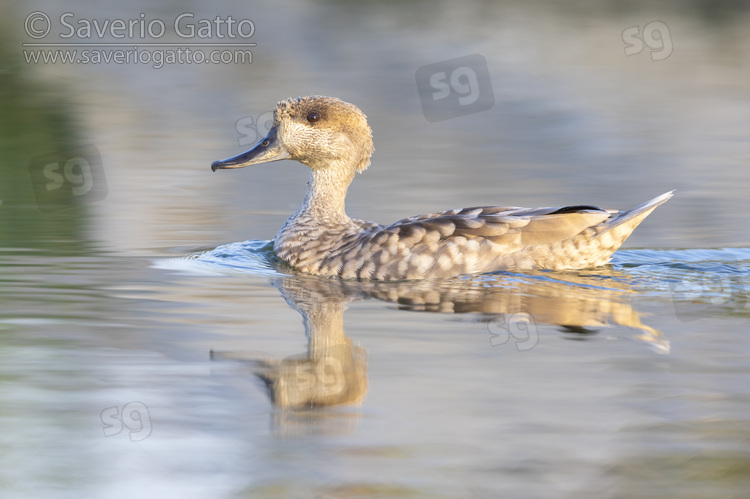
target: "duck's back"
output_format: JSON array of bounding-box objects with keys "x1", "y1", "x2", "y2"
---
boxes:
[
  {"x1": 349, "y1": 205, "x2": 611, "y2": 280},
  {"x1": 272, "y1": 191, "x2": 672, "y2": 280}
]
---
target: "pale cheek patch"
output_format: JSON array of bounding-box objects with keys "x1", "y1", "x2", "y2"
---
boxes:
[
  {"x1": 325, "y1": 133, "x2": 355, "y2": 164},
  {"x1": 281, "y1": 121, "x2": 316, "y2": 156}
]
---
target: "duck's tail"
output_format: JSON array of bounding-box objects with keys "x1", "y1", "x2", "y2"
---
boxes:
[
  {"x1": 499, "y1": 191, "x2": 674, "y2": 270},
  {"x1": 564, "y1": 190, "x2": 673, "y2": 268},
  {"x1": 599, "y1": 190, "x2": 674, "y2": 237}
]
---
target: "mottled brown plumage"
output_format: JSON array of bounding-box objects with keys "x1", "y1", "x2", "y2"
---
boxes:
[{"x1": 212, "y1": 96, "x2": 673, "y2": 280}]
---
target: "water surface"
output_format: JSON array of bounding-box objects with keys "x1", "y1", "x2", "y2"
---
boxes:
[{"x1": 2, "y1": 1, "x2": 750, "y2": 497}]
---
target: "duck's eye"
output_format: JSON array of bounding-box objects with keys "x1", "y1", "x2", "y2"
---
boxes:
[
  {"x1": 306, "y1": 111, "x2": 320, "y2": 123},
  {"x1": 261, "y1": 139, "x2": 270, "y2": 147}
]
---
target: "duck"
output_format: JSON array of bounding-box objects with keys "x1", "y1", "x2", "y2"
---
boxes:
[{"x1": 211, "y1": 96, "x2": 672, "y2": 281}]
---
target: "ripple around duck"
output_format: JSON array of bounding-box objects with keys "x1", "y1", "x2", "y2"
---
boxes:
[
  {"x1": 612, "y1": 247, "x2": 750, "y2": 268},
  {"x1": 155, "y1": 240, "x2": 285, "y2": 278},
  {"x1": 611, "y1": 248, "x2": 750, "y2": 283},
  {"x1": 160, "y1": 243, "x2": 750, "y2": 312},
  {"x1": 611, "y1": 248, "x2": 750, "y2": 316}
]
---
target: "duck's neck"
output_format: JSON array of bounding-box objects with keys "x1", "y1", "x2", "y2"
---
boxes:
[{"x1": 294, "y1": 162, "x2": 354, "y2": 225}]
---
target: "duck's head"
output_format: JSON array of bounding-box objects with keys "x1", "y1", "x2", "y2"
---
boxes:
[{"x1": 211, "y1": 96, "x2": 374, "y2": 174}]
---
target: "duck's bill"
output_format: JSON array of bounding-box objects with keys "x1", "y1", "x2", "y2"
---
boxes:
[{"x1": 211, "y1": 126, "x2": 291, "y2": 171}]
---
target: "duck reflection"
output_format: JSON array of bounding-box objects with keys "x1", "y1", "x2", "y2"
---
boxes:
[
  {"x1": 211, "y1": 265, "x2": 667, "y2": 433},
  {"x1": 250, "y1": 276, "x2": 368, "y2": 411},
  {"x1": 211, "y1": 275, "x2": 370, "y2": 435}
]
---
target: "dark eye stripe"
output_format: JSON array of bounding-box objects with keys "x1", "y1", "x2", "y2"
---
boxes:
[{"x1": 306, "y1": 111, "x2": 320, "y2": 123}]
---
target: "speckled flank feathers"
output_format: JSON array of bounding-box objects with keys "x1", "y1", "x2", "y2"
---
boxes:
[
  {"x1": 212, "y1": 96, "x2": 673, "y2": 281},
  {"x1": 274, "y1": 193, "x2": 673, "y2": 280}
]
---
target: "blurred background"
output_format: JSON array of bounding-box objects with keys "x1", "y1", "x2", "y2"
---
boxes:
[
  {"x1": 1, "y1": 0, "x2": 749, "y2": 498},
  {"x1": 2, "y1": 0, "x2": 749, "y2": 254}
]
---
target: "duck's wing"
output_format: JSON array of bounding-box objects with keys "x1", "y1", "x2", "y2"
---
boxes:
[
  {"x1": 345, "y1": 205, "x2": 611, "y2": 279},
  {"x1": 382, "y1": 204, "x2": 612, "y2": 247},
  {"x1": 383, "y1": 189, "x2": 675, "y2": 249},
  {"x1": 345, "y1": 192, "x2": 672, "y2": 279}
]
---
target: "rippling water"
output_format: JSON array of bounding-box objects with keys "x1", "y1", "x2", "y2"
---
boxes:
[{"x1": 2, "y1": 0, "x2": 750, "y2": 497}]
